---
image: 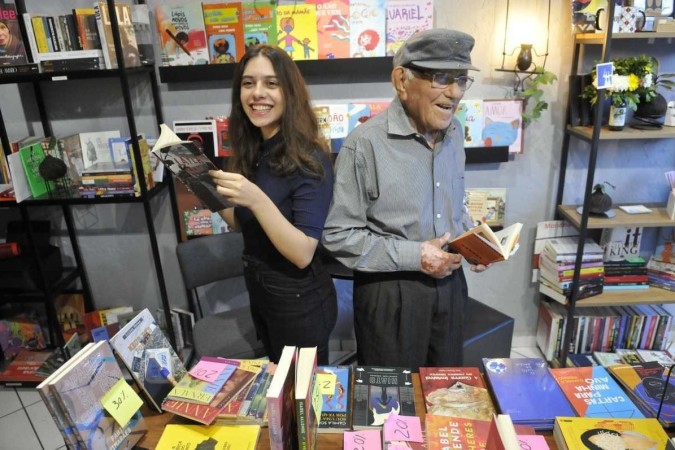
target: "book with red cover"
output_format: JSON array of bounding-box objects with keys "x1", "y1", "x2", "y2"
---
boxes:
[
  {"x1": 418, "y1": 366, "x2": 495, "y2": 420},
  {"x1": 0, "y1": 349, "x2": 50, "y2": 387},
  {"x1": 266, "y1": 345, "x2": 298, "y2": 450},
  {"x1": 425, "y1": 414, "x2": 492, "y2": 450}
]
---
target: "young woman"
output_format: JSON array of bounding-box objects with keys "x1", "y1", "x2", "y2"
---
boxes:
[{"x1": 209, "y1": 44, "x2": 337, "y2": 365}]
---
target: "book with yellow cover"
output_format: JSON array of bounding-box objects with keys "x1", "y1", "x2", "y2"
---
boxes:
[
  {"x1": 553, "y1": 417, "x2": 669, "y2": 450},
  {"x1": 155, "y1": 423, "x2": 261, "y2": 450},
  {"x1": 276, "y1": 4, "x2": 318, "y2": 61}
]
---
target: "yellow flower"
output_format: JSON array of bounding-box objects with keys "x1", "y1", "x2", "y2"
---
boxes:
[{"x1": 627, "y1": 74, "x2": 640, "y2": 91}]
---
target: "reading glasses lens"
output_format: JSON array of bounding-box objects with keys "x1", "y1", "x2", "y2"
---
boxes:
[{"x1": 431, "y1": 73, "x2": 473, "y2": 90}]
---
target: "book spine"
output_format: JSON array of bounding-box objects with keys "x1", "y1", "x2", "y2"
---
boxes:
[
  {"x1": 22, "y1": 14, "x2": 40, "y2": 62},
  {"x1": 31, "y1": 16, "x2": 50, "y2": 53},
  {"x1": 267, "y1": 396, "x2": 283, "y2": 450},
  {"x1": 93, "y1": 3, "x2": 112, "y2": 69},
  {"x1": 36, "y1": 386, "x2": 79, "y2": 448},
  {"x1": 46, "y1": 16, "x2": 61, "y2": 52},
  {"x1": 296, "y1": 398, "x2": 309, "y2": 450}
]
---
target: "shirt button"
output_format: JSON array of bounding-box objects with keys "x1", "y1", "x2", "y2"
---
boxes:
[
  {"x1": 436, "y1": 214, "x2": 441, "y2": 219},
  {"x1": 436, "y1": 182, "x2": 440, "y2": 188}
]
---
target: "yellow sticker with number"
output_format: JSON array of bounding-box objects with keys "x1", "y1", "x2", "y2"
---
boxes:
[
  {"x1": 316, "y1": 373, "x2": 336, "y2": 395},
  {"x1": 100, "y1": 378, "x2": 143, "y2": 427}
]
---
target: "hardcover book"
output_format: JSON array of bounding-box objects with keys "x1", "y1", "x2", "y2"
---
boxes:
[
  {"x1": 203, "y1": 2, "x2": 246, "y2": 64},
  {"x1": 418, "y1": 366, "x2": 495, "y2": 420},
  {"x1": 317, "y1": 365, "x2": 352, "y2": 433},
  {"x1": 266, "y1": 345, "x2": 298, "y2": 450},
  {"x1": 152, "y1": 123, "x2": 231, "y2": 212},
  {"x1": 0, "y1": 3, "x2": 29, "y2": 67},
  {"x1": 352, "y1": 366, "x2": 416, "y2": 429},
  {"x1": 549, "y1": 365, "x2": 645, "y2": 418},
  {"x1": 93, "y1": 2, "x2": 141, "y2": 69},
  {"x1": 49, "y1": 340, "x2": 147, "y2": 449},
  {"x1": 155, "y1": 424, "x2": 261, "y2": 450},
  {"x1": 307, "y1": 0, "x2": 350, "y2": 59},
  {"x1": 482, "y1": 357, "x2": 575, "y2": 431},
  {"x1": 295, "y1": 347, "x2": 320, "y2": 450},
  {"x1": 385, "y1": 0, "x2": 433, "y2": 56},
  {"x1": 242, "y1": 1, "x2": 277, "y2": 49},
  {"x1": 553, "y1": 417, "x2": 669, "y2": 450},
  {"x1": 349, "y1": 0, "x2": 386, "y2": 57},
  {"x1": 447, "y1": 222, "x2": 523, "y2": 266},
  {"x1": 276, "y1": 4, "x2": 318, "y2": 61},
  {"x1": 109, "y1": 308, "x2": 187, "y2": 412},
  {"x1": 154, "y1": 3, "x2": 209, "y2": 66}
]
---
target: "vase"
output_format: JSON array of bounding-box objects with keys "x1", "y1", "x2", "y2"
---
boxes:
[{"x1": 608, "y1": 102, "x2": 627, "y2": 131}]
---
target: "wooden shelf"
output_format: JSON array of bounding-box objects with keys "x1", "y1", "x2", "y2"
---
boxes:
[
  {"x1": 575, "y1": 31, "x2": 675, "y2": 44},
  {"x1": 558, "y1": 204, "x2": 674, "y2": 229},
  {"x1": 575, "y1": 286, "x2": 675, "y2": 307},
  {"x1": 566, "y1": 125, "x2": 675, "y2": 141}
]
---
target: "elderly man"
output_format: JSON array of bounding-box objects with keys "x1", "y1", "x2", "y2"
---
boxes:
[{"x1": 322, "y1": 29, "x2": 489, "y2": 371}]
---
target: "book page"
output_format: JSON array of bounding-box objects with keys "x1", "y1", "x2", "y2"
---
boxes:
[{"x1": 494, "y1": 223, "x2": 523, "y2": 258}]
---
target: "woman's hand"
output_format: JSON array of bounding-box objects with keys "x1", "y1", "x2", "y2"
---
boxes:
[{"x1": 209, "y1": 170, "x2": 265, "y2": 211}]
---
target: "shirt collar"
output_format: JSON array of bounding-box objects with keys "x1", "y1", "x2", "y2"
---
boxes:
[{"x1": 386, "y1": 96, "x2": 455, "y2": 143}]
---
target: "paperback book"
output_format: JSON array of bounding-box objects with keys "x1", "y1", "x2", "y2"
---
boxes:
[
  {"x1": 447, "y1": 222, "x2": 523, "y2": 266},
  {"x1": 266, "y1": 345, "x2": 298, "y2": 450},
  {"x1": 154, "y1": 3, "x2": 209, "y2": 66},
  {"x1": 418, "y1": 366, "x2": 495, "y2": 420},
  {"x1": 242, "y1": 1, "x2": 277, "y2": 49},
  {"x1": 93, "y1": 2, "x2": 141, "y2": 69},
  {"x1": 0, "y1": 3, "x2": 29, "y2": 67},
  {"x1": 317, "y1": 365, "x2": 352, "y2": 433},
  {"x1": 553, "y1": 417, "x2": 669, "y2": 450},
  {"x1": 295, "y1": 347, "x2": 320, "y2": 450},
  {"x1": 425, "y1": 414, "x2": 492, "y2": 450},
  {"x1": 307, "y1": 0, "x2": 349, "y2": 59},
  {"x1": 352, "y1": 366, "x2": 416, "y2": 429},
  {"x1": 203, "y1": 2, "x2": 246, "y2": 63}
]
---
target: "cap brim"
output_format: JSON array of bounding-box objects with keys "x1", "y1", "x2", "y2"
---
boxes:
[{"x1": 410, "y1": 61, "x2": 480, "y2": 71}]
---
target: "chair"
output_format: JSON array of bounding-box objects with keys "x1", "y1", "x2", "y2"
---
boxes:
[{"x1": 175, "y1": 232, "x2": 266, "y2": 362}]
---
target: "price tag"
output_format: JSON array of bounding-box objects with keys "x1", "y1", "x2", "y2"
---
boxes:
[
  {"x1": 343, "y1": 429, "x2": 381, "y2": 450},
  {"x1": 316, "y1": 373, "x2": 337, "y2": 395},
  {"x1": 100, "y1": 379, "x2": 143, "y2": 427},
  {"x1": 383, "y1": 414, "x2": 423, "y2": 443},
  {"x1": 189, "y1": 360, "x2": 228, "y2": 383}
]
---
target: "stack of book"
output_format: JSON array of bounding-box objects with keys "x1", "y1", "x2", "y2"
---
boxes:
[
  {"x1": 603, "y1": 257, "x2": 649, "y2": 291},
  {"x1": 648, "y1": 257, "x2": 675, "y2": 291},
  {"x1": 538, "y1": 237, "x2": 604, "y2": 304}
]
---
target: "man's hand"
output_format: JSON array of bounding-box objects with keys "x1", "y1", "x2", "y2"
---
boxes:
[{"x1": 420, "y1": 232, "x2": 463, "y2": 279}]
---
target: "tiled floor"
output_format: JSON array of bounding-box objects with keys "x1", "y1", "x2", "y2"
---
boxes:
[{"x1": 0, "y1": 346, "x2": 544, "y2": 450}]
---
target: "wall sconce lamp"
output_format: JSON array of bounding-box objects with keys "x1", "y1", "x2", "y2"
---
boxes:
[{"x1": 497, "y1": 0, "x2": 552, "y2": 92}]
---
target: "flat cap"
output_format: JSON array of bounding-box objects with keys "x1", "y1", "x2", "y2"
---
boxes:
[{"x1": 393, "y1": 28, "x2": 479, "y2": 71}]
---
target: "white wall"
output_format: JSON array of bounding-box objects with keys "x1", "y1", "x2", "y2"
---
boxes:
[{"x1": 2, "y1": 0, "x2": 673, "y2": 348}]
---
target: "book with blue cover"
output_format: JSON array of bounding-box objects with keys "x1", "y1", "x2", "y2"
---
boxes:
[
  {"x1": 550, "y1": 365, "x2": 645, "y2": 419},
  {"x1": 482, "y1": 357, "x2": 575, "y2": 431}
]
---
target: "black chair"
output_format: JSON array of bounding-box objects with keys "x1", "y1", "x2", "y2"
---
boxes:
[{"x1": 175, "y1": 232, "x2": 266, "y2": 362}]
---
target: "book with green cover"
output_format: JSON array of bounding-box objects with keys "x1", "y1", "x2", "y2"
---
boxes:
[{"x1": 18, "y1": 142, "x2": 54, "y2": 198}]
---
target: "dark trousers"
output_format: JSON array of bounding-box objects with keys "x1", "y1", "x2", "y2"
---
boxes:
[
  {"x1": 243, "y1": 255, "x2": 338, "y2": 365},
  {"x1": 353, "y1": 268, "x2": 468, "y2": 372}
]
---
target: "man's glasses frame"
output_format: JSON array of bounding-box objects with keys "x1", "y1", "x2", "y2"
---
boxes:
[{"x1": 407, "y1": 67, "x2": 474, "y2": 91}]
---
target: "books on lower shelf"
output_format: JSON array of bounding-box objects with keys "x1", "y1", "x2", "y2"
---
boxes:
[
  {"x1": 553, "y1": 417, "x2": 669, "y2": 450},
  {"x1": 418, "y1": 366, "x2": 495, "y2": 420},
  {"x1": 352, "y1": 365, "x2": 417, "y2": 429}
]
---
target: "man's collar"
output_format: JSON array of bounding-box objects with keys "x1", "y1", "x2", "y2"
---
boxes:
[{"x1": 386, "y1": 97, "x2": 454, "y2": 142}]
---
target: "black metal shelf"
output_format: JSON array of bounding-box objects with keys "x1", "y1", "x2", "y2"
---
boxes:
[
  {"x1": 0, "y1": 65, "x2": 155, "y2": 85},
  {"x1": 13, "y1": 182, "x2": 170, "y2": 206},
  {"x1": 0, "y1": 267, "x2": 81, "y2": 300}
]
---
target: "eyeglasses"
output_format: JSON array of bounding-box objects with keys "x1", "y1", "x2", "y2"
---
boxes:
[{"x1": 409, "y1": 68, "x2": 474, "y2": 91}]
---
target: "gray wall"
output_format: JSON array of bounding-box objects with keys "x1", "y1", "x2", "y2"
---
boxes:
[{"x1": 1, "y1": 0, "x2": 673, "y2": 348}]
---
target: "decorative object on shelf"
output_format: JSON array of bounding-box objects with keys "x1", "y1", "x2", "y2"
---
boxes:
[
  {"x1": 497, "y1": 0, "x2": 557, "y2": 124},
  {"x1": 589, "y1": 181, "x2": 615, "y2": 214},
  {"x1": 38, "y1": 137, "x2": 70, "y2": 196},
  {"x1": 608, "y1": 100, "x2": 628, "y2": 131},
  {"x1": 633, "y1": 60, "x2": 674, "y2": 128}
]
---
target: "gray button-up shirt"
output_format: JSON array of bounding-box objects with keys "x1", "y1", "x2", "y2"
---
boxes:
[{"x1": 322, "y1": 96, "x2": 471, "y2": 273}]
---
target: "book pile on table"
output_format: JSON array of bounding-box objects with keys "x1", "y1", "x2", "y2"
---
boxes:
[{"x1": 538, "y1": 237, "x2": 604, "y2": 305}]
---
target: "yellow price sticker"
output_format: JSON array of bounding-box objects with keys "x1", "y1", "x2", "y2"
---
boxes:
[
  {"x1": 100, "y1": 378, "x2": 143, "y2": 427},
  {"x1": 316, "y1": 373, "x2": 336, "y2": 395}
]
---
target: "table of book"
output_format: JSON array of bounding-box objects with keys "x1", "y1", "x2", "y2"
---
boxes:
[{"x1": 137, "y1": 373, "x2": 559, "y2": 449}]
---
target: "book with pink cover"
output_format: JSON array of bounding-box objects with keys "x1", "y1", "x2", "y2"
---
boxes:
[{"x1": 385, "y1": 0, "x2": 433, "y2": 56}]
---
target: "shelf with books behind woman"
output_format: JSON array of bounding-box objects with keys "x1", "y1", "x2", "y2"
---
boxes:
[{"x1": 0, "y1": 0, "x2": 182, "y2": 363}]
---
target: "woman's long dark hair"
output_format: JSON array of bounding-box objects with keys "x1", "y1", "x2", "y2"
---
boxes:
[{"x1": 228, "y1": 44, "x2": 328, "y2": 179}]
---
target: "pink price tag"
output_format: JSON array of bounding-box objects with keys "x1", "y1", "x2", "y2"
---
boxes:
[
  {"x1": 343, "y1": 429, "x2": 381, "y2": 450},
  {"x1": 383, "y1": 414, "x2": 423, "y2": 443},
  {"x1": 188, "y1": 360, "x2": 228, "y2": 383}
]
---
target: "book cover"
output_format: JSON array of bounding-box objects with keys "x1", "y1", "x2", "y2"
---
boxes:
[
  {"x1": 448, "y1": 222, "x2": 523, "y2": 266},
  {"x1": 464, "y1": 188, "x2": 507, "y2": 228},
  {"x1": 384, "y1": 0, "x2": 433, "y2": 56},
  {"x1": 72, "y1": 8, "x2": 101, "y2": 51},
  {"x1": 348, "y1": 103, "x2": 371, "y2": 132},
  {"x1": 0, "y1": 349, "x2": 50, "y2": 387},
  {"x1": 155, "y1": 424, "x2": 261, "y2": 450},
  {"x1": 458, "y1": 99, "x2": 483, "y2": 148},
  {"x1": 554, "y1": 417, "x2": 669, "y2": 450},
  {"x1": 242, "y1": 1, "x2": 277, "y2": 49},
  {"x1": 93, "y1": 2, "x2": 141, "y2": 69},
  {"x1": 541, "y1": 237, "x2": 605, "y2": 263},
  {"x1": 49, "y1": 341, "x2": 147, "y2": 449},
  {"x1": 352, "y1": 366, "x2": 416, "y2": 429},
  {"x1": 316, "y1": 365, "x2": 352, "y2": 433},
  {"x1": 162, "y1": 365, "x2": 260, "y2": 425},
  {"x1": 349, "y1": 0, "x2": 386, "y2": 57},
  {"x1": 155, "y1": 3, "x2": 209, "y2": 66},
  {"x1": 166, "y1": 362, "x2": 237, "y2": 404},
  {"x1": 419, "y1": 366, "x2": 495, "y2": 420},
  {"x1": 327, "y1": 104, "x2": 349, "y2": 153},
  {"x1": 549, "y1": 365, "x2": 645, "y2": 418},
  {"x1": 425, "y1": 414, "x2": 491, "y2": 450},
  {"x1": 536, "y1": 301, "x2": 565, "y2": 361},
  {"x1": 18, "y1": 142, "x2": 54, "y2": 199},
  {"x1": 600, "y1": 226, "x2": 644, "y2": 262},
  {"x1": 266, "y1": 345, "x2": 298, "y2": 450},
  {"x1": 313, "y1": 105, "x2": 331, "y2": 150},
  {"x1": 295, "y1": 347, "x2": 320, "y2": 450},
  {"x1": 78, "y1": 130, "x2": 121, "y2": 170},
  {"x1": 608, "y1": 362, "x2": 675, "y2": 427},
  {"x1": 126, "y1": 136, "x2": 155, "y2": 194},
  {"x1": 203, "y1": 2, "x2": 246, "y2": 64},
  {"x1": 307, "y1": 0, "x2": 350, "y2": 59},
  {"x1": 152, "y1": 124, "x2": 231, "y2": 213},
  {"x1": 0, "y1": 4, "x2": 28, "y2": 66},
  {"x1": 482, "y1": 99, "x2": 524, "y2": 154},
  {"x1": 218, "y1": 361, "x2": 269, "y2": 423},
  {"x1": 653, "y1": 226, "x2": 673, "y2": 264},
  {"x1": 482, "y1": 357, "x2": 575, "y2": 431},
  {"x1": 276, "y1": 4, "x2": 318, "y2": 61},
  {"x1": 109, "y1": 308, "x2": 187, "y2": 412},
  {"x1": 173, "y1": 119, "x2": 219, "y2": 161}
]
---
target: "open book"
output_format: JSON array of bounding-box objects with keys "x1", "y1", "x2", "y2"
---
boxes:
[
  {"x1": 152, "y1": 123, "x2": 231, "y2": 212},
  {"x1": 447, "y1": 222, "x2": 523, "y2": 266}
]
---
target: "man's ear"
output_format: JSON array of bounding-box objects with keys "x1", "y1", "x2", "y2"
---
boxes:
[{"x1": 391, "y1": 67, "x2": 408, "y2": 97}]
